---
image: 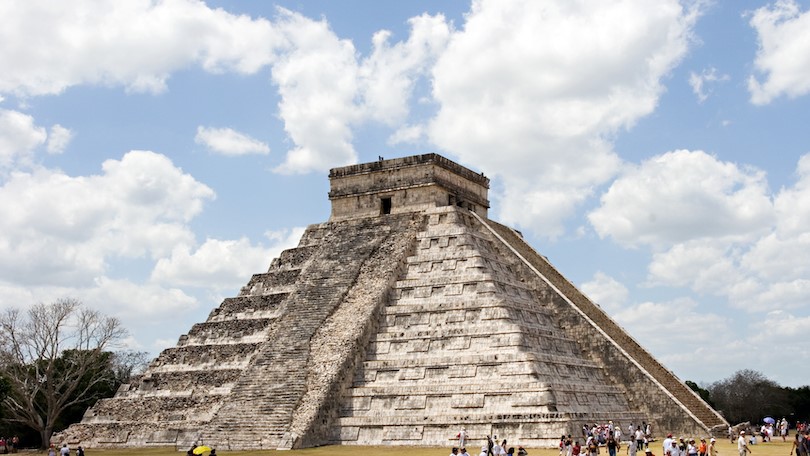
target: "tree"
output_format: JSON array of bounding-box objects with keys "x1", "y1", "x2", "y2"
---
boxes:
[
  {"x1": 0, "y1": 298, "x2": 126, "y2": 448},
  {"x1": 708, "y1": 369, "x2": 790, "y2": 424},
  {"x1": 686, "y1": 380, "x2": 714, "y2": 408}
]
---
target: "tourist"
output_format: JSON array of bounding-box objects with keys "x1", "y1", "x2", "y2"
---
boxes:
[
  {"x1": 459, "y1": 428, "x2": 468, "y2": 448},
  {"x1": 573, "y1": 442, "x2": 582, "y2": 456},
  {"x1": 708, "y1": 438, "x2": 717, "y2": 456},
  {"x1": 518, "y1": 446, "x2": 529, "y2": 456},
  {"x1": 60, "y1": 444, "x2": 70, "y2": 456},
  {"x1": 607, "y1": 431, "x2": 620, "y2": 456},
  {"x1": 461, "y1": 448, "x2": 470, "y2": 456},
  {"x1": 566, "y1": 435, "x2": 574, "y2": 456},
  {"x1": 663, "y1": 434, "x2": 674, "y2": 455},
  {"x1": 687, "y1": 439, "x2": 698, "y2": 456},
  {"x1": 488, "y1": 436, "x2": 495, "y2": 456},
  {"x1": 480, "y1": 445, "x2": 489, "y2": 456},
  {"x1": 789, "y1": 434, "x2": 800, "y2": 456},
  {"x1": 698, "y1": 438, "x2": 707, "y2": 456},
  {"x1": 48, "y1": 444, "x2": 56, "y2": 456},
  {"x1": 802, "y1": 432, "x2": 810, "y2": 456},
  {"x1": 561, "y1": 435, "x2": 569, "y2": 456},
  {"x1": 738, "y1": 431, "x2": 752, "y2": 456},
  {"x1": 627, "y1": 438, "x2": 637, "y2": 456},
  {"x1": 76, "y1": 447, "x2": 84, "y2": 456},
  {"x1": 635, "y1": 427, "x2": 645, "y2": 452},
  {"x1": 500, "y1": 440, "x2": 509, "y2": 456},
  {"x1": 493, "y1": 438, "x2": 503, "y2": 456},
  {"x1": 587, "y1": 435, "x2": 600, "y2": 456},
  {"x1": 450, "y1": 447, "x2": 459, "y2": 456},
  {"x1": 670, "y1": 438, "x2": 682, "y2": 456}
]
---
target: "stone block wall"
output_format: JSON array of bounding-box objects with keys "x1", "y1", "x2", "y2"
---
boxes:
[
  {"x1": 329, "y1": 154, "x2": 490, "y2": 221},
  {"x1": 479, "y1": 216, "x2": 726, "y2": 437},
  {"x1": 334, "y1": 206, "x2": 644, "y2": 447}
]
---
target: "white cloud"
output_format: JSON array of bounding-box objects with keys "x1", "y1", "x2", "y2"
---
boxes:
[
  {"x1": 0, "y1": 0, "x2": 284, "y2": 96},
  {"x1": 614, "y1": 297, "x2": 730, "y2": 354},
  {"x1": 272, "y1": 11, "x2": 450, "y2": 174},
  {"x1": 270, "y1": 11, "x2": 360, "y2": 174},
  {"x1": 588, "y1": 150, "x2": 773, "y2": 248},
  {"x1": 748, "y1": 0, "x2": 810, "y2": 105},
  {"x1": 151, "y1": 227, "x2": 304, "y2": 290},
  {"x1": 0, "y1": 3, "x2": 453, "y2": 177},
  {"x1": 195, "y1": 126, "x2": 270, "y2": 156},
  {"x1": 647, "y1": 240, "x2": 741, "y2": 292},
  {"x1": 46, "y1": 124, "x2": 73, "y2": 154},
  {"x1": 688, "y1": 67, "x2": 729, "y2": 103},
  {"x1": 387, "y1": 124, "x2": 426, "y2": 146},
  {"x1": 0, "y1": 109, "x2": 47, "y2": 169},
  {"x1": 0, "y1": 150, "x2": 214, "y2": 286},
  {"x1": 428, "y1": 0, "x2": 699, "y2": 237},
  {"x1": 360, "y1": 14, "x2": 450, "y2": 125},
  {"x1": 83, "y1": 276, "x2": 199, "y2": 320},
  {"x1": 580, "y1": 272, "x2": 629, "y2": 313},
  {"x1": 629, "y1": 153, "x2": 810, "y2": 317}
]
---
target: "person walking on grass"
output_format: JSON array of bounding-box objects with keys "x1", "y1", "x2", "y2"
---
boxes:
[{"x1": 739, "y1": 431, "x2": 752, "y2": 456}]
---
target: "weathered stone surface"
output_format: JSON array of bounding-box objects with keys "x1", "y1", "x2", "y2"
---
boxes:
[{"x1": 56, "y1": 154, "x2": 726, "y2": 450}]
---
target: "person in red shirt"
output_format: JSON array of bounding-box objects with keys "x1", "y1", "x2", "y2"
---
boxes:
[{"x1": 573, "y1": 442, "x2": 582, "y2": 456}]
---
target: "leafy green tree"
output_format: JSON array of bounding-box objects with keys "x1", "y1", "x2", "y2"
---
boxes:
[{"x1": 0, "y1": 298, "x2": 126, "y2": 448}]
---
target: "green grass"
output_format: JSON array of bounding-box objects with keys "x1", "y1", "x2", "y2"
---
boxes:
[{"x1": 26, "y1": 438, "x2": 796, "y2": 456}]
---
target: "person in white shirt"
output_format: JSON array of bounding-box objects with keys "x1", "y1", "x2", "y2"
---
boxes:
[
  {"x1": 493, "y1": 440, "x2": 503, "y2": 456},
  {"x1": 60, "y1": 445, "x2": 70, "y2": 456},
  {"x1": 708, "y1": 438, "x2": 718, "y2": 456},
  {"x1": 635, "y1": 428, "x2": 645, "y2": 451},
  {"x1": 460, "y1": 448, "x2": 471, "y2": 456},
  {"x1": 627, "y1": 439, "x2": 637, "y2": 456},
  {"x1": 739, "y1": 431, "x2": 752, "y2": 456},
  {"x1": 663, "y1": 434, "x2": 674, "y2": 455}
]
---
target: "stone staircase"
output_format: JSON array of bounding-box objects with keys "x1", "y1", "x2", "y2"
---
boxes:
[
  {"x1": 478, "y1": 216, "x2": 727, "y2": 432},
  {"x1": 335, "y1": 207, "x2": 645, "y2": 447},
  {"x1": 55, "y1": 223, "x2": 329, "y2": 448},
  {"x1": 199, "y1": 215, "x2": 422, "y2": 450}
]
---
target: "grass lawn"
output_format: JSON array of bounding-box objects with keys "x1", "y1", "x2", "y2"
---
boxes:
[{"x1": 29, "y1": 437, "x2": 796, "y2": 456}]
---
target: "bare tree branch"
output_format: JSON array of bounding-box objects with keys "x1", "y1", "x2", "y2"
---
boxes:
[{"x1": 0, "y1": 298, "x2": 127, "y2": 448}]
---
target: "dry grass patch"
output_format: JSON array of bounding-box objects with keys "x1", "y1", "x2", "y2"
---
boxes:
[{"x1": 27, "y1": 438, "x2": 795, "y2": 456}]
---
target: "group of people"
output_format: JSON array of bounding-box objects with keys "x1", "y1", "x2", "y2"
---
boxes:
[
  {"x1": 451, "y1": 431, "x2": 528, "y2": 456},
  {"x1": 728, "y1": 418, "x2": 795, "y2": 445},
  {"x1": 661, "y1": 433, "x2": 719, "y2": 456},
  {"x1": 0, "y1": 437, "x2": 18, "y2": 453},
  {"x1": 789, "y1": 429, "x2": 810, "y2": 456},
  {"x1": 47, "y1": 444, "x2": 84, "y2": 456}
]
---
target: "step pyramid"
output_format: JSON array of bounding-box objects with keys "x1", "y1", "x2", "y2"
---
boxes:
[{"x1": 57, "y1": 154, "x2": 727, "y2": 450}]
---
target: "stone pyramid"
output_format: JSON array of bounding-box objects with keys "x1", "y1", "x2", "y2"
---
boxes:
[{"x1": 58, "y1": 154, "x2": 727, "y2": 450}]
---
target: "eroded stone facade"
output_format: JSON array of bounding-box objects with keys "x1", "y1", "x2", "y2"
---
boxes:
[{"x1": 56, "y1": 154, "x2": 726, "y2": 450}]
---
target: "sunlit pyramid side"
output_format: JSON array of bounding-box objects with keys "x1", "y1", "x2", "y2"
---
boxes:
[{"x1": 57, "y1": 153, "x2": 727, "y2": 450}]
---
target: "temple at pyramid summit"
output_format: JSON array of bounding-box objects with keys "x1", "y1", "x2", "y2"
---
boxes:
[{"x1": 58, "y1": 154, "x2": 728, "y2": 450}]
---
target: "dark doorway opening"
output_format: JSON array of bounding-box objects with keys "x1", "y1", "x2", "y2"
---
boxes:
[{"x1": 381, "y1": 197, "x2": 392, "y2": 215}]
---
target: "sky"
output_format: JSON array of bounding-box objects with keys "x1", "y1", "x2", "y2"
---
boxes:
[{"x1": 1, "y1": 0, "x2": 809, "y2": 389}]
